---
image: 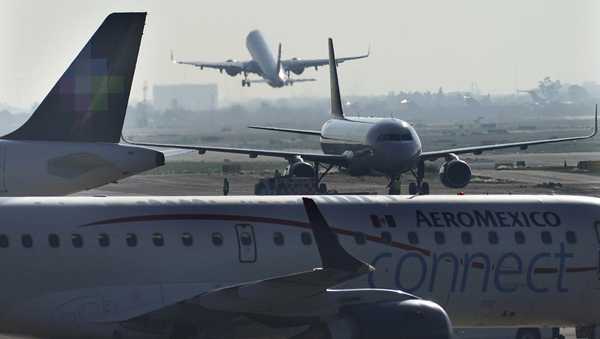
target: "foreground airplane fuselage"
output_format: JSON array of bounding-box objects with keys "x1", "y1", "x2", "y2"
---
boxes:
[{"x1": 0, "y1": 195, "x2": 597, "y2": 338}]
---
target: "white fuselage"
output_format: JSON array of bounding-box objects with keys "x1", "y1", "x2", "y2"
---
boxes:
[
  {"x1": 320, "y1": 117, "x2": 422, "y2": 176},
  {"x1": 0, "y1": 195, "x2": 597, "y2": 338},
  {"x1": 0, "y1": 140, "x2": 163, "y2": 196},
  {"x1": 246, "y1": 30, "x2": 286, "y2": 87}
]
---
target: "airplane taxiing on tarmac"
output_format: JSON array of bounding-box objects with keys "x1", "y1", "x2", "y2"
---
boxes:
[
  {"x1": 171, "y1": 30, "x2": 369, "y2": 87},
  {"x1": 0, "y1": 12, "x2": 166, "y2": 196},
  {"x1": 0, "y1": 194, "x2": 600, "y2": 338},
  {"x1": 128, "y1": 38, "x2": 597, "y2": 195}
]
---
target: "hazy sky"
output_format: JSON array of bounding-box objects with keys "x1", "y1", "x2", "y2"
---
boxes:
[{"x1": 1, "y1": 0, "x2": 599, "y2": 108}]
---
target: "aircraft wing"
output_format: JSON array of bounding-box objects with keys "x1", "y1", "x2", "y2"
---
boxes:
[
  {"x1": 248, "y1": 125, "x2": 322, "y2": 136},
  {"x1": 282, "y1": 49, "x2": 370, "y2": 69},
  {"x1": 96, "y1": 198, "x2": 413, "y2": 324},
  {"x1": 421, "y1": 106, "x2": 598, "y2": 160},
  {"x1": 190, "y1": 198, "x2": 376, "y2": 313},
  {"x1": 122, "y1": 137, "x2": 350, "y2": 166},
  {"x1": 171, "y1": 51, "x2": 258, "y2": 74}
]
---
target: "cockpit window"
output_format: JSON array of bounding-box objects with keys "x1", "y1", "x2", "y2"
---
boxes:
[{"x1": 377, "y1": 134, "x2": 412, "y2": 142}]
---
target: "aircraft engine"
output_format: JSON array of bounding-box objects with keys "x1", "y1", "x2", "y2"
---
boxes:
[
  {"x1": 295, "y1": 300, "x2": 452, "y2": 339},
  {"x1": 286, "y1": 157, "x2": 315, "y2": 178},
  {"x1": 224, "y1": 59, "x2": 240, "y2": 76},
  {"x1": 289, "y1": 58, "x2": 305, "y2": 75},
  {"x1": 290, "y1": 66, "x2": 305, "y2": 75},
  {"x1": 439, "y1": 158, "x2": 471, "y2": 188},
  {"x1": 225, "y1": 68, "x2": 240, "y2": 77}
]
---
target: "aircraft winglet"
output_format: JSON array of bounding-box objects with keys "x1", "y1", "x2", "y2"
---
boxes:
[
  {"x1": 303, "y1": 197, "x2": 373, "y2": 273},
  {"x1": 328, "y1": 38, "x2": 345, "y2": 119}
]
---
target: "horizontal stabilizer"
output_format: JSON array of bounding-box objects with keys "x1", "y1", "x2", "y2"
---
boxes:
[
  {"x1": 287, "y1": 78, "x2": 317, "y2": 84},
  {"x1": 248, "y1": 125, "x2": 321, "y2": 136}
]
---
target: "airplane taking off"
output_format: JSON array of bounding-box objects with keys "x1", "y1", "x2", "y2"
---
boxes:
[
  {"x1": 128, "y1": 38, "x2": 597, "y2": 195},
  {"x1": 0, "y1": 194, "x2": 599, "y2": 338},
  {"x1": 0, "y1": 13, "x2": 166, "y2": 196},
  {"x1": 171, "y1": 30, "x2": 369, "y2": 87}
]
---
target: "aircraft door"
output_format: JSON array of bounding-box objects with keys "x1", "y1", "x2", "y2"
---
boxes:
[{"x1": 235, "y1": 224, "x2": 257, "y2": 263}]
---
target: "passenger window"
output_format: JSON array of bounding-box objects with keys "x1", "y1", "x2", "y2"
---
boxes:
[
  {"x1": 126, "y1": 233, "x2": 137, "y2": 247},
  {"x1": 181, "y1": 233, "x2": 193, "y2": 247},
  {"x1": 461, "y1": 231, "x2": 472, "y2": 245},
  {"x1": 212, "y1": 232, "x2": 223, "y2": 247},
  {"x1": 354, "y1": 232, "x2": 367, "y2": 245},
  {"x1": 370, "y1": 214, "x2": 381, "y2": 228},
  {"x1": 71, "y1": 234, "x2": 83, "y2": 248},
  {"x1": 408, "y1": 231, "x2": 419, "y2": 245},
  {"x1": 48, "y1": 234, "x2": 60, "y2": 248},
  {"x1": 514, "y1": 231, "x2": 525, "y2": 244},
  {"x1": 488, "y1": 231, "x2": 499, "y2": 245},
  {"x1": 541, "y1": 231, "x2": 552, "y2": 244},
  {"x1": 22, "y1": 234, "x2": 33, "y2": 248},
  {"x1": 381, "y1": 231, "x2": 392, "y2": 244},
  {"x1": 566, "y1": 231, "x2": 577, "y2": 244},
  {"x1": 434, "y1": 231, "x2": 445, "y2": 245},
  {"x1": 301, "y1": 232, "x2": 313, "y2": 246},
  {"x1": 152, "y1": 233, "x2": 165, "y2": 247},
  {"x1": 0, "y1": 234, "x2": 9, "y2": 248},
  {"x1": 273, "y1": 232, "x2": 285, "y2": 246},
  {"x1": 98, "y1": 233, "x2": 110, "y2": 247}
]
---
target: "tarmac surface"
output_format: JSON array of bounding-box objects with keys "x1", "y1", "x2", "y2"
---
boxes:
[{"x1": 75, "y1": 151, "x2": 600, "y2": 197}]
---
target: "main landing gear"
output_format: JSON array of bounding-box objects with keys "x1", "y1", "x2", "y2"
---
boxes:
[
  {"x1": 408, "y1": 160, "x2": 430, "y2": 195},
  {"x1": 312, "y1": 161, "x2": 333, "y2": 193},
  {"x1": 242, "y1": 72, "x2": 251, "y2": 87}
]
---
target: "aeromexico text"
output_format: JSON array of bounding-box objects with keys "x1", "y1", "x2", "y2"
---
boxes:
[{"x1": 415, "y1": 210, "x2": 561, "y2": 228}]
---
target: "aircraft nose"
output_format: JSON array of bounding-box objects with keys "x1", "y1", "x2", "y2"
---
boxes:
[{"x1": 370, "y1": 142, "x2": 419, "y2": 173}]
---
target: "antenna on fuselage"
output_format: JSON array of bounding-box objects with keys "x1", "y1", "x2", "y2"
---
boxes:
[{"x1": 328, "y1": 38, "x2": 345, "y2": 119}]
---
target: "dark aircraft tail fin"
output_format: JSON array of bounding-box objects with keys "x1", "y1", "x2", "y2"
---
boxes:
[
  {"x1": 3, "y1": 12, "x2": 146, "y2": 143},
  {"x1": 328, "y1": 38, "x2": 345, "y2": 119},
  {"x1": 276, "y1": 43, "x2": 282, "y2": 75}
]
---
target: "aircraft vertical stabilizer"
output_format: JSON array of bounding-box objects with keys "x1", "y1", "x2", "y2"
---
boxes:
[
  {"x1": 276, "y1": 43, "x2": 282, "y2": 74},
  {"x1": 3, "y1": 12, "x2": 146, "y2": 143},
  {"x1": 328, "y1": 38, "x2": 345, "y2": 119}
]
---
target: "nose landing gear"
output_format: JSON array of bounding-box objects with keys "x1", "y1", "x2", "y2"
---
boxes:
[
  {"x1": 387, "y1": 177, "x2": 401, "y2": 195},
  {"x1": 409, "y1": 159, "x2": 430, "y2": 195}
]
